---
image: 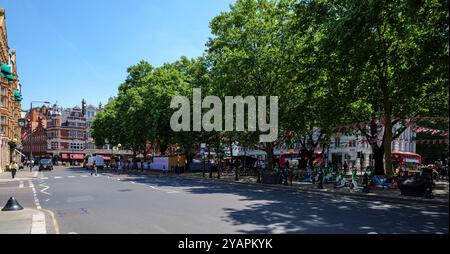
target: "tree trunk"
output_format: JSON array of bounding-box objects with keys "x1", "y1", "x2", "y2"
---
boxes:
[
  {"x1": 381, "y1": 65, "x2": 393, "y2": 176},
  {"x1": 159, "y1": 144, "x2": 168, "y2": 156},
  {"x1": 208, "y1": 143, "x2": 212, "y2": 178},
  {"x1": 266, "y1": 142, "x2": 274, "y2": 171},
  {"x1": 307, "y1": 149, "x2": 315, "y2": 168},
  {"x1": 384, "y1": 115, "x2": 393, "y2": 176},
  {"x1": 373, "y1": 145, "x2": 385, "y2": 175}
]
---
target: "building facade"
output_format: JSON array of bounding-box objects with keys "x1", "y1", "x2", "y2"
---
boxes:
[
  {"x1": 22, "y1": 117, "x2": 47, "y2": 158},
  {"x1": 1, "y1": 8, "x2": 23, "y2": 172},
  {"x1": 46, "y1": 103, "x2": 87, "y2": 162},
  {"x1": 326, "y1": 124, "x2": 417, "y2": 170},
  {"x1": 21, "y1": 107, "x2": 49, "y2": 156}
]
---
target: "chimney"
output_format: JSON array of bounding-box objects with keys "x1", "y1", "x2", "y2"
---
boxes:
[{"x1": 82, "y1": 99, "x2": 86, "y2": 116}]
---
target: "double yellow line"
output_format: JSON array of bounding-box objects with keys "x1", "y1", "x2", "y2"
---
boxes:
[{"x1": 41, "y1": 208, "x2": 60, "y2": 234}]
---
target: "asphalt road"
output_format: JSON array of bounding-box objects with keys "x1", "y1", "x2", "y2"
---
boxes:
[{"x1": 28, "y1": 166, "x2": 449, "y2": 234}]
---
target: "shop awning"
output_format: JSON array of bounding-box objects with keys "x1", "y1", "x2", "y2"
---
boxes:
[
  {"x1": 70, "y1": 154, "x2": 84, "y2": 160},
  {"x1": 102, "y1": 156, "x2": 111, "y2": 160},
  {"x1": 1, "y1": 63, "x2": 12, "y2": 75},
  {"x1": 62, "y1": 154, "x2": 68, "y2": 159}
]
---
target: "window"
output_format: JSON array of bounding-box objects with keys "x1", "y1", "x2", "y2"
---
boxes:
[
  {"x1": 69, "y1": 143, "x2": 84, "y2": 150},
  {"x1": 0, "y1": 116, "x2": 6, "y2": 134},
  {"x1": 335, "y1": 137, "x2": 341, "y2": 148},
  {"x1": 0, "y1": 87, "x2": 6, "y2": 107},
  {"x1": 51, "y1": 142, "x2": 59, "y2": 149}
]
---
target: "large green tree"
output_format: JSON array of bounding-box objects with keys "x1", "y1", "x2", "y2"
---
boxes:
[{"x1": 319, "y1": 0, "x2": 448, "y2": 175}]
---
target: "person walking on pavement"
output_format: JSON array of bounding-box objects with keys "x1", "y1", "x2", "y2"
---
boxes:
[
  {"x1": 91, "y1": 161, "x2": 98, "y2": 176},
  {"x1": 29, "y1": 158, "x2": 33, "y2": 172},
  {"x1": 343, "y1": 161, "x2": 349, "y2": 174},
  {"x1": 10, "y1": 160, "x2": 18, "y2": 179}
]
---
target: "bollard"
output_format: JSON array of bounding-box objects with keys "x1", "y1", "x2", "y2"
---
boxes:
[{"x1": 2, "y1": 197, "x2": 24, "y2": 211}]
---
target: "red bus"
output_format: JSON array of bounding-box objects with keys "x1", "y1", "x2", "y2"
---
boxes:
[
  {"x1": 277, "y1": 151, "x2": 322, "y2": 168},
  {"x1": 392, "y1": 151, "x2": 422, "y2": 165}
]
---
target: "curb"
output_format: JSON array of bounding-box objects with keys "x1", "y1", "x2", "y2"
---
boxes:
[{"x1": 176, "y1": 175, "x2": 449, "y2": 206}]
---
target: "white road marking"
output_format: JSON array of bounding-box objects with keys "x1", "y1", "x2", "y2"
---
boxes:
[
  {"x1": 153, "y1": 225, "x2": 169, "y2": 234},
  {"x1": 67, "y1": 176, "x2": 76, "y2": 178},
  {"x1": 30, "y1": 180, "x2": 43, "y2": 211},
  {"x1": 33, "y1": 172, "x2": 38, "y2": 178},
  {"x1": 40, "y1": 184, "x2": 52, "y2": 196},
  {"x1": 67, "y1": 232, "x2": 78, "y2": 234},
  {"x1": 45, "y1": 199, "x2": 50, "y2": 202},
  {"x1": 40, "y1": 177, "x2": 49, "y2": 180},
  {"x1": 80, "y1": 175, "x2": 89, "y2": 178},
  {"x1": 19, "y1": 181, "x2": 24, "y2": 188},
  {"x1": 53, "y1": 176, "x2": 62, "y2": 179},
  {"x1": 31, "y1": 213, "x2": 46, "y2": 234}
]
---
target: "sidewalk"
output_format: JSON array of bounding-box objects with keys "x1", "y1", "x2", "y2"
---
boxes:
[
  {"x1": 182, "y1": 172, "x2": 449, "y2": 205},
  {"x1": 0, "y1": 168, "x2": 39, "y2": 182},
  {"x1": 0, "y1": 209, "x2": 46, "y2": 234},
  {"x1": 0, "y1": 169, "x2": 53, "y2": 234},
  {"x1": 103, "y1": 168, "x2": 449, "y2": 205}
]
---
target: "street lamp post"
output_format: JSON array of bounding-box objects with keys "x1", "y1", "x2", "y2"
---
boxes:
[{"x1": 29, "y1": 101, "x2": 50, "y2": 171}]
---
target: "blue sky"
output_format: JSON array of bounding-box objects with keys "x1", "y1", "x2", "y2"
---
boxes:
[{"x1": 1, "y1": 0, "x2": 234, "y2": 109}]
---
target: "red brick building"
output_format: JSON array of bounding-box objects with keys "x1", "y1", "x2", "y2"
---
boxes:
[
  {"x1": 22, "y1": 117, "x2": 48, "y2": 158},
  {"x1": 46, "y1": 103, "x2": 87, "y2": 163}
]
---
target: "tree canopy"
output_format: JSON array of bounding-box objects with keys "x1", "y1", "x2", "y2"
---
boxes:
[{"x1": 92, "y1": 0, "x2": 448, "y2": 174}]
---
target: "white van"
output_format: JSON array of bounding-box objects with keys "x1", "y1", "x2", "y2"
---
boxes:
[{"x1": 85, "y1": 155, "x2": 105, "y2": 170}]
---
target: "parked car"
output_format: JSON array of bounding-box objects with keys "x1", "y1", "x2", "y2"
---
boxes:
[{"x1": 39, "y1": 159, "x2": 54, "y2": 171}]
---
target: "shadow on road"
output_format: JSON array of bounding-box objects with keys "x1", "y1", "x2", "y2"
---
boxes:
[{"x1": 67, "y1": 167, "x2": 450, "y2": 234}]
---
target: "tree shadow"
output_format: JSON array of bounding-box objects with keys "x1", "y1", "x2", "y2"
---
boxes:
[{"x1": 107, "y1": 171, "x2": 450, "y2": 234}]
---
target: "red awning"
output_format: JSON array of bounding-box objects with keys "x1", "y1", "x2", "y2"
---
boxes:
[
  {"x1": 102, "y1": 156, "x2": 111, "y2": 160},
  {"x1": 70, "y1": 154, "x2": 84, "y2": 160},
  {"x1": 61, "y1": 154, "x2": 68, "y2": 159}
]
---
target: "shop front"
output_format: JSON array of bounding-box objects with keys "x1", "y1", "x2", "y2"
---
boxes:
[{"x1": 61, "y1": 153, "x2": 85, "y2": 166}]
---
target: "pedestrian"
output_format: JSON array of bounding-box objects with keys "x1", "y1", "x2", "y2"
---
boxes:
[
  {"x1": 10, "y1": 160, "x2": 18, "y2": 179},
  {"x1": 29, "y1": 158, "x2": 34, "y2": 172},
  {"x1": 91, "y1": 161, "x2": 98, "y2": 176},
  {"x1": 117, "y1": 160, "x2": 122, "y2": 175},
  {"x1": 343, "y1": 161, "x2": 348, "y2": 173}
]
